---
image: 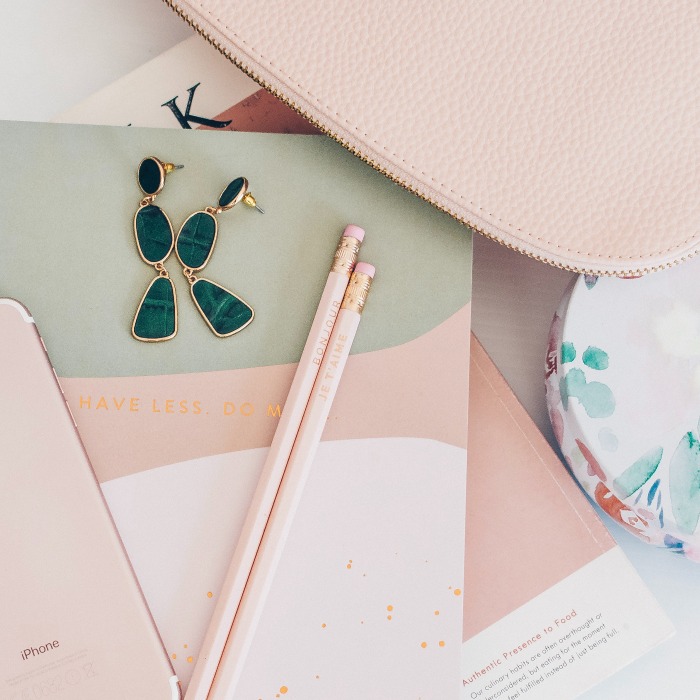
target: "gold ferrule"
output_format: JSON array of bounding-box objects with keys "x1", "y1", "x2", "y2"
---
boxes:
[
  {"x1": 341, "y1": 271, "x2": 373, "y2": 314},
  {"x1": 331, "y1": 235, "x2": 361, "y2": 276}
]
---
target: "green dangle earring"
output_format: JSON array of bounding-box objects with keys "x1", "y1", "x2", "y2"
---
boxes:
[
  {"x1": 131, "y1": 156, "x2": 183, "y2": 342},
  {"x1": 175, "y1": 176, "x2": 262, "y2": 338}
]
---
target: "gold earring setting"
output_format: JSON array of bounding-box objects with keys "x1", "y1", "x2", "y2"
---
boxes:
[
  {"x1": 131, "y1": 156, "x2": 183, "y2": 342},
  {"x1": 175, "y1": 177, "x2": 261, "y2": 338},
  {"x1": 130, "y1": 160, "x2": 262, "y2": 341}
]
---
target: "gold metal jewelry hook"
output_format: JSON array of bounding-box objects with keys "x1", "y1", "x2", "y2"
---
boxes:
[
  {"x1": 163, "y1": 163, "x2": 185, "y2": 173},
  {"x1": 242, "y1": 192, "x2": 265, "y2": 214}
]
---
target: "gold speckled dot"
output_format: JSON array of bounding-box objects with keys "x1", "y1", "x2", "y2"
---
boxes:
[
  {"x1": 184, "y1": 644, "x2": 188, "y2": 649},
  {"x1": 421, "y1": 642, "x2": 427, "y2": 649},
  {"x1": 207, "y1": 591, "x2": 213, "y2": 598},
  {"x1": 321, "y1": 623, "x2": 326, "y2": 628},
  {"x1": 434, "y1": 610, "x2": 440, "y2": 615},
  {"x1": 280, "y1": 687, "x2": 288, "y2": 695},
  {"x1": 439, "y1": 641, "x2": 446, "y2": 647},
  {"x1": 387, "y1": 615, "x2": 392, "y2": 620},
  {"x1": 387, "y1": 605, "x2": 393, "y2": 612},
  {"x1": 187, "y1": 656, "x2": 193, "y2": 663},
  {"x1": 454, "y1": 589, "x2": 462, "y2": 596},
  {"x1": 171, "y1": 654, "x2": 177, "y2": 660}
]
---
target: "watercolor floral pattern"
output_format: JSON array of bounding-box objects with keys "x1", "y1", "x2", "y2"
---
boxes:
[
  {"x1": 669, "y1": 431, "x2": 700, "y2": 536},
  {"x1": 546, "y1": 281, "x2": 700, "y2": 562},
  {"x1": 558, "y1": 342, "x2": 615, "y2": 419}
]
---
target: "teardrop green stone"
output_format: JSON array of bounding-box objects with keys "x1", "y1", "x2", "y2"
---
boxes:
[
  {"x1": 177, "y1": 212, "x2": 217, "y2": 270},
  {"x1": 191, "y1": 279, "x2": 253, "y2": 337},
  {"x1": 133, "y1": 277, "x2": 176, "y2": 341},
  {"x1": 134, "y1": 205, "x2": 173, "y2": 264},
  {"x1": 218, "y1": 177, "x2": 245, "y2": 208}
]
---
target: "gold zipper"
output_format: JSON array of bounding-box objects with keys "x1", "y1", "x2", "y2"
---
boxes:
[{"x1": 162, "y1": 0, "x2": 682, "y2": 277}]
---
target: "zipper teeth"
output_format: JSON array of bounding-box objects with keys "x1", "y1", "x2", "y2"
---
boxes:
[{"x1": 162, "y1": 0, "x2": 686, "y2": 278}]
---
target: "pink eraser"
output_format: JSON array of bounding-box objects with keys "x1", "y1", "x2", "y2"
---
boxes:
[
  {"x1": 355, "y1": 262, "x2": 376, "y2": 278},
  {"x1": 342, "y1": 224, "x2": 365, "y2": 242}
]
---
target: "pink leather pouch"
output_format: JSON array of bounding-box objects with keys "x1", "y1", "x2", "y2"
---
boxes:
[{"x1": 164, "y1": 1, "x2": 700, "y2": 276}]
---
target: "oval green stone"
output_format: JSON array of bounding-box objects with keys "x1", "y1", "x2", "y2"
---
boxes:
[
  {"x1": 177, "y1": 211, "x2": 217, "y2": 270},
  {"x1": 218, "y1": 177, "x2": 245, "y2": 208},
  {"x1": 135, "y1": 205, "x2": 173, "y2": 264},
  {"x1": 138, "y1": 157, "x2": 162, "y2": 195},
  {"x1": 192, "y1": 279, "x2": 253, "y2": 336},
  {"x1": 133, "y1": 277, "x2": 176, "y2": 340}
]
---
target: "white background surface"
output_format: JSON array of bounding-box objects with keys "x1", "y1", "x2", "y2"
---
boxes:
[{"x1": 2, "y1": 1, "x2": 699, "y2": 697}]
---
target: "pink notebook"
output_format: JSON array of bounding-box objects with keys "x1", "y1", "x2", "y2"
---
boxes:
[
  {"x1": 463, "y1": 338, "x2": 672, "y2": 698},
  {"x1": 1, "y1": 115, "x2": 471, "y2": 698}
]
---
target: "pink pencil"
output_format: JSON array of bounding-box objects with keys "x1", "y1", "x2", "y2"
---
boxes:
[
  {"x1": 207, "y1": 263, "x2": 375, "y2": 699},
  {"x1": 185, "y1": 226, "x2": 364, "y2": 700}
]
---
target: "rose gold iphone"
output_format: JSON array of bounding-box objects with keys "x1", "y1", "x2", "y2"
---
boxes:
[{"x1": 0, "y1": 299, "x2": 180, "y2": 700}]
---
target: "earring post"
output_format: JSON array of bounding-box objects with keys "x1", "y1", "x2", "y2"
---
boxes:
[{"x1": 242, "y1": 192, "x2": 265, "y2": 214}]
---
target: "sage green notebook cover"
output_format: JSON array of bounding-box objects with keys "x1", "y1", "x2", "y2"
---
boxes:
[
  {"x1": 0, "y1": 121, "x2": 470, "y2": 376},
  {"x1": 0, "y1": 120, "x2": 472, "y2": 698}
]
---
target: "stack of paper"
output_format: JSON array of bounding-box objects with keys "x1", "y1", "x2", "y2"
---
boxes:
[{"x1": 42, "y1": 34, "x2": 674, "y2": 698}]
